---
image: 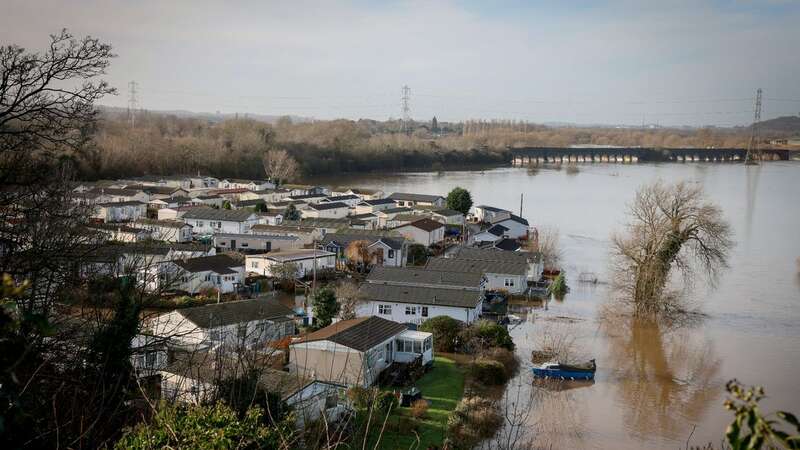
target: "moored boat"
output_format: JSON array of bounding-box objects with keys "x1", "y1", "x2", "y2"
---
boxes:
[{"x1": 532, "y1": 359, "x2": 596, "y2": 380}]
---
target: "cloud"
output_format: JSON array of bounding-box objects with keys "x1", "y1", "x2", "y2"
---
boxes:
[{"x1": 1, "y1": 0, "x2": 798, "y2": 125}]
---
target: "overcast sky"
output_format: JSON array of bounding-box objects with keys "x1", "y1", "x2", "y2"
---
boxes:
[{"x1": 2, "y1": 0, "x2": 799, "y2": 126}]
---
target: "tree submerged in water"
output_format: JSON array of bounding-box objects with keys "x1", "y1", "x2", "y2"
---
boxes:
[{"x1": 612, "y1": 181, "x2": 733, "y2": 318}]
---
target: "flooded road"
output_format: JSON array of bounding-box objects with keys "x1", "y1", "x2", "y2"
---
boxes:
[{"x1": 314, "y1": 162, "x2": 800, "y2": 448}]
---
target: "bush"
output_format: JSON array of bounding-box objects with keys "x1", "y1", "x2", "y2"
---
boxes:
[
  {"x1": 481, "y1": 347, "x2": 519, "y2": 378},
  {"x1": 461, "y1": 319, "x2": 515, "y2": 351},
  {"x1": 377, "y1": 391, "x2": 398, "y2": 412},
  {"x1": 410, "y1": 399, "x2": 429, "y2": 419},
  {"x1": 419, "y1": 316, "x2": 465, "y2": 352},
  {"x1": 347, "y1": 386, "x2": 371, "y2": 409},
  {"x1": 396, "y1": 416, "x2": 418, "y2": 433},
  {"x1": 468, "y1": 358, "x2": 508, "y2": 385},
  {"x1": 447, "y1": 397, "x2": 503, "y2": 448}
]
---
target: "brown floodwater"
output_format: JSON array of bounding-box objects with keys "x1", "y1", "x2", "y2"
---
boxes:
[{"x1": 310, "y1": 162, "x2": 800, "y2": 449}]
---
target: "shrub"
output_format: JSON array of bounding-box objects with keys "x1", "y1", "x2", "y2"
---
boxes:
[
  {"x1": 396, "y1": 416, "x2": 418, "y2": 433},
  {"x1": 468, "y1": 358, "x2": 508, "y2": 385},
  {"x1": 419, "y1": 316, "x2": 465, "y2": 352},
  {"x1": 481, "y1": 347, "x2": 519, "y2": 378},
  {"x1": 377, "y1": 391, "x2": 398, "y2": 412},
  {"x1": 447, "y1": 397, "x2": 503, "y2": 448},
  {"x1": 461, "y1": 319, "x2": 515, "y2": 351},
  {"x1": 410, "y1": 399, "x2": 429, "y2": 419},
  {"x1": 347, "y1": 386, "x2": 371, "y2": 409}
]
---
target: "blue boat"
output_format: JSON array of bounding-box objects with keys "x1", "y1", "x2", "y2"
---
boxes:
[{"x1": 532, "y1": 359, "x2": 596, "y2": 381}]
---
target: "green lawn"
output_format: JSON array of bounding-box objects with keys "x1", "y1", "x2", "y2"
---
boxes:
[{"x1": 372, "y1": 356, "x2": 465, "y2": 450}]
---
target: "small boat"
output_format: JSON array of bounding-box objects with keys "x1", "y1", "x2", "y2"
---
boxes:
[{"x1": 532, "y1": 359, "x2": 596, "y2": 381}]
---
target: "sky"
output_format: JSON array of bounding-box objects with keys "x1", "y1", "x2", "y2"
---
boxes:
[{"x1": 2, "y1": 0, "x2": 799, "y2": 126}]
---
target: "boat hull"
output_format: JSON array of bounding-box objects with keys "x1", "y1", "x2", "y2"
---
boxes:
[{"x1": 532, "y1": 368, "x2": 595, "y2": 380}]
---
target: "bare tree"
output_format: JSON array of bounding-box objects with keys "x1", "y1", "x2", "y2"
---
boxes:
[
  {"x1": 262, "y1": 148, "x2": 298, "y2": 186},
  {"x1": 344, "y1": 240, "x2": 372, "y2": 274},
  {"x1": 530, "y1": 226, "x2": 562, "y2": 271},
  {"x1": 334, "y1": 280, "x2": 362, "y2": 320},
  {"x1": 611, "y1": 181, "x2": 733, "y2": 317}
]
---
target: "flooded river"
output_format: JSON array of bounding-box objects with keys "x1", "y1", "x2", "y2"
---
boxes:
[{"x1": 314, "y1": 162, "x2": 800, "y2": 448}]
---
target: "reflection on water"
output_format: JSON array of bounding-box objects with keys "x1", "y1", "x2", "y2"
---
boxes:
[
  {"x1": 326, "y1": 162, "x2": 800, "y2": 448},
  {"x1": 603, "y1": 317, "x2": 722, "y2": 442}
]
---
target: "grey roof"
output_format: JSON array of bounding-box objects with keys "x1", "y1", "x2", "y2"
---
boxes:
[
  {"x1": 361, "y1": 198, "x2": 397, "y2": 206},
  {"x1": 288, "y1": 193, "x2": 327, "y2": 200},
  {"x1": 349, "y1": 213, "x2": 377, "y2": 220},
  {"x1": 380, "y1": 207, "x2": 413, "y2": 215},
  {"x1": 234, "y1": 199, "x2": 266, "y2": 207},
  {"x1": 133, "y1": 218, "x2": 190, "y2": 228},
  {"x1": 493, "y1": 214, "x2": 530, "y2": 226},
  {"x1": 358, "y1": 283, "x2": 483, "y2": 308},
  {"x1": 308, "y1": 201, "x2": 348, "y2": 211},
  {"x1": 181, "y1": 207, "x2": 256, "y2": 222},
  {"x1": 294, "y1": 316, "x2": 407, "y2": 352},
  {"x1": 426, "y1": 257, "x2": 527, "y2": 276},
  {"x1": 251, "y1": 224, "x2": 316, "y2": 234},
  {"x1": 214, "y1": 232, "x2": 298, "y2": 242},
  {"x1": 394, "y1": 218, "x2": 445, "y2": 232},
  {"x1": 174, "y1": 254, "x2": 243, "y2": 274},
  {"x1": 97, "y1": 200, "x2": 146, "y2": 207},
  {"x1": 476, "y1": 205, "x2": 511, "y2": 213},
  {"x1": 326, "y1": 195, "x2": 360, "y2": 202},
  {"x1": 283, "y1": 218, "x2": 351, "y2": 228},
  {"x1": 494, "y1": 238, "x2": 522, "y2": 251},
  {"x1": 486, "y1": 224, "x2": 510, "y2": 237},
  {"x1": 321, "y1": 231, "x2": 405, "y2": 250},
  {"x1": 88, "y1": 187, "x2": 141, "y2": 196},
  {"x1": 389, "y1": 192, "x2": 444, "y2": 203},
  {"x1": 253, "y1": 249, "x2": 335, "y2": 262},
  {"x1": 366, "y1": 266, "x2": 482, "y2": 289},
  {"x1": 432, "y1": 208, "x2": 463, "y2": 217},
  {"x1": 452, "y1": 247, "x2": 534, "y2": 264},
  {"x1": 179, "y1": 298, "x2": 294, "y2": 328}
]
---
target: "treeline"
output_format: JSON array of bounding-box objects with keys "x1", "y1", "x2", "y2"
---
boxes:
[{"x1": 79, "y1": 110, "x2": 753, "y2": 181}]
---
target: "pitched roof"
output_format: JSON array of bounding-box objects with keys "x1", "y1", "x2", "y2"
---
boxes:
[
  {"x1": 308, "y1": 201, "x2": 348, "y2": 211},
  {"x1": 251, "y1": 224, "x2": 316, "y2": 234},
  {"x1": 389, "y1": 192, "x2": 444, "y2": 203},
  {"x1": 321, "y1": 230, "x2": 405, "y2": 250},
  {"x1": 425, "y1": 257, "x2": 527, "y2": 276},
  {"x1": 452, "y1": 247, "x2": 534, "y2": 264},
  {"x1": 366, "y1": 266, "x2": 482, "y2": 289},
  {"x1": 475, "y1": 205, "x2": 510, "y2": 213},
  {"x1": 380, "y1": 207, "x2": 413, "y2": 215},
  {"x1": 174, "y1": 254, "x2": 243, "y2": 274},
  {"x1": 396, "y1": 218, "x2": 445, "y2": 232},
  {"x1": 493, "y1": 214, "x2": 530, "y2": 226},
  {"x1": 88, "y1": 187, "x2": 141, "y2": 197},
  {"x1": 361, "y1": 198, "x2": 397, "y2": 206},
  {"x1": 178, "y1": 298, "x2": 294, "y2": 328},
  {"x1": 326, "y1": 195, "x2": 360, "y2": 202},
  {"x1": 293, "y1": 316, "x2": 407, "y2": 352},
  {"x1": 250, "y1": 249, "x2": 335, "y2": 262},
  {"x1": 485, "y1": 224, "x2": 510, "y2": 237},
  {"x1": 358, "y1": 283, "x2": 483, "y2": 308},
  {"x1": 494, "y1": 238, "x2": 522, "y2": 252},
  {"x1": 181, "y1": 207, "x2": 256, "y2": 222},
  {"x1": 347, "y1": 187, "x2": 380, "y2": 195},
  {"x1": 288, "y1": 193, "x2": 327, "y2": 200},
  {"x1": 432, "y1": 208, "x2": 463, "y2": 217},
  {"x1": 97, "y1": 200, "x2": 147, "y2": 207}
]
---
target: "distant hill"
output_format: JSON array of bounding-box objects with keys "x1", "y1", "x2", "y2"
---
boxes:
[
  {"x1": 755, "y1": 115, "x2": 800, "y2": 136},
  {"x1": 96, "y1": 105, "x2": 313, "y2": 124}
]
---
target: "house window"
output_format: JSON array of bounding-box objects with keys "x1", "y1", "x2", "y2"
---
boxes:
[
  {"x1": 388, "y1": 249, "x2": 395, "y2": 259},
  {"x1": 284, "y1": 321, "x2": 293, "y2": 336},
  {"x1": 424, "y1": 337, "x2": 432, "y2": 351},
  {"x1": 421, "y1": 306, "x2": 428, "y2": 317},
  {"x1": 145, "y1": 351, "x2": 158, "y2": 367},
  {"x1": 405, "y1": 306, "x2": 416, "y2": 315},
  {"x1": 395, "y1": 339, "x2": 407, "y2": 352},
  {"x1": 504, "y1": 278, "x2": 515, "y2": 287},
  {"x1": 378, "y1": 304, "x2": 392, "y2": 315},
  {"x1": 413, "y1": 341, "x2": 422, "y2": 353},
  {"x1": 209, "y1": 330, "x2": 221, "y2": 342},
  {"x1": 197, "y1": 221, "x2": 204, "y2": 227},
  {"x1": 251, "y1": 261, "x2": 260, "y2": 268}
]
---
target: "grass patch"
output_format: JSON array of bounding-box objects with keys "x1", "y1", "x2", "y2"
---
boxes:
[{"x1": 371, "y1": 356, "x2": 464, "y2": 450}]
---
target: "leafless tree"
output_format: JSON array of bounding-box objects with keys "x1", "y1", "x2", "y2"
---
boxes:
[
  {"x1": 334, "y1": 280, "x2": 362, "y2": 320},
  {"x1": 344, "y1": 240, "x2": 372, "y2": 274},
  {"x1": 530, "y1": 226, "x2": 562, "y2": 271},
  {"x1": 262, "y1": 148, "x2": 298, "y2": 186},
  {"x1": 611, "y1": 181, "x2": 733, "y2": 318}
]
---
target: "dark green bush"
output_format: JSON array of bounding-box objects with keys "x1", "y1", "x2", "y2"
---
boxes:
[
  {"x1": 468, "y1": 358, "x2": 508, "y2": 385},
  {"x1": 419, "y1": 316, "x2": 465, "y2": 352},
  {"x1": 461, "y1": 319, "x2": 515, "y2": 351}
]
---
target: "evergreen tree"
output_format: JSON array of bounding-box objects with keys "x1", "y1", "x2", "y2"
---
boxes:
[
  {"x1": 446, "y1": 187, "x2": 473, "y2": 216},
  {"x1": 311, "y1": 288, "x2": 339, "y2": 329}
]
